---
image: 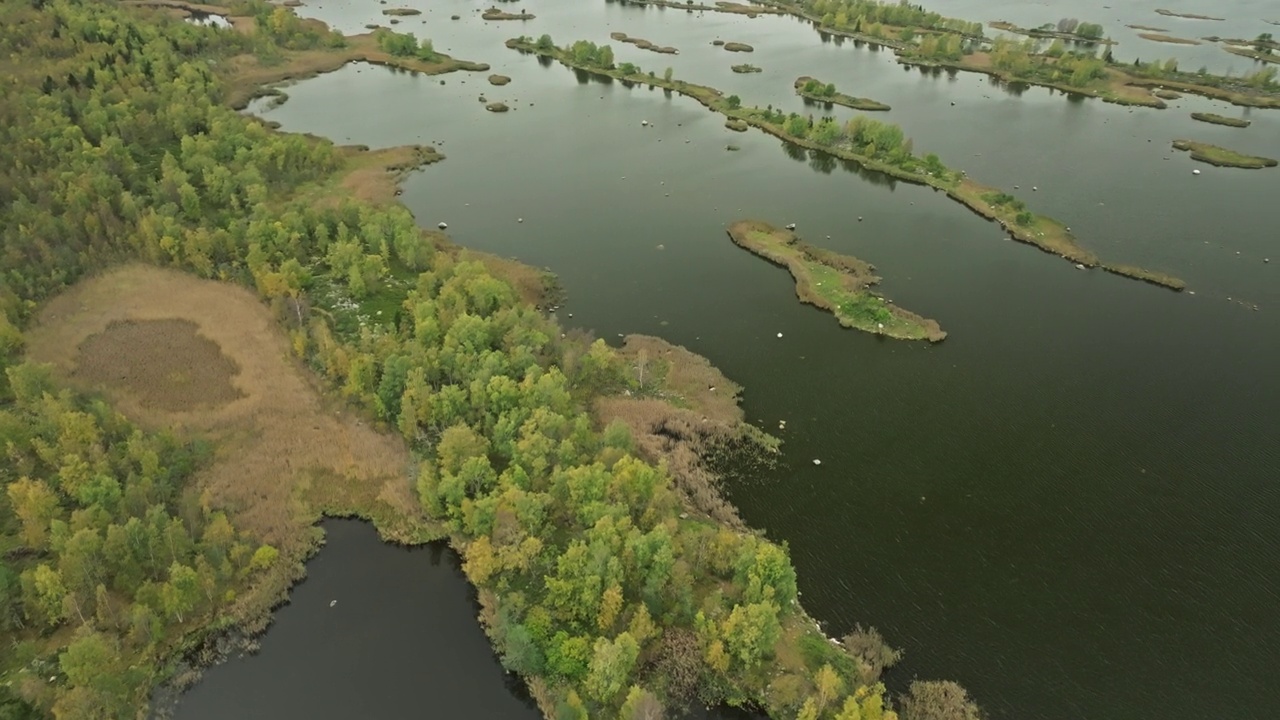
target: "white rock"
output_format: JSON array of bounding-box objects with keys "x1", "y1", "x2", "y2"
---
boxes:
[
  {"x1": 777, "y1": 332, "x2": 783, "y2": 338},
  {"x1": 1193, "y1": 169, "x2": 1201, "y2": 175},
  {"x1": 812, "y1": 459, "x2": 821, "y2": 466}
]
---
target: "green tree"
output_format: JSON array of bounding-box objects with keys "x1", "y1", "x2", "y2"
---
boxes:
[{"x1": 585, "y1": 632, "x2": 640, "y2": 703}]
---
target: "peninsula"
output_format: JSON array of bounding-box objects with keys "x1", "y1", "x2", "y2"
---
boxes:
[{"x1": 728, "y1": 221, "x2": 946, "y2": 342}]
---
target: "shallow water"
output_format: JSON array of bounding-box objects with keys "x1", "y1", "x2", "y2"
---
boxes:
[{"x1": 185, "y1": 1, "x2": 1280, "y2": 718}]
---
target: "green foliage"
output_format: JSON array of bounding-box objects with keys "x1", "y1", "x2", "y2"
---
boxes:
[
  {"x1": 0, "y1": 5, "x2": 903, "y2": 719},
  {"x1": 375, "y1": 28, "x2": 437, "y2": 60},
  {"x1": 803, "y1": 0, "x2": 984, "y2": 36}
]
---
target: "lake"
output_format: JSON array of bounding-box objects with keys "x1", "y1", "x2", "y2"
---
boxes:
[{"x1": 179, "y1": 1, "x2": 1280, "y2": 718}]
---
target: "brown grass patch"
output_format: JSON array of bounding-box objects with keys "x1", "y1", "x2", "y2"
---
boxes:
[
  {"x1": 618, "y1": 335, "x2": 743, "y2": 425},
  {"x1": 334, "y1": 143, "x2": 443, "y2": 205},
  {"x1": 24, "y1": 265, "x2": 428, "y2": 558},
  {"x1": 74, "y1": 319, "x2": 244, "y2": 412}
]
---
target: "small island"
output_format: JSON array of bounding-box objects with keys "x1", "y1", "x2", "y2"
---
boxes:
[
  {"x1": 722, "y1": 41, "x2": 754, "y2": 52},
  {"x1": 481, "y1": 6, "x2": 534, "y2": 20},
  {"x1": 485, "y1": 101, "x2": 510, "y2": 112},
  {"x1": 381, "y1": 7, "x2": 420, "y2": 16},
  {"x1": 1190, "y1": 112, "x2": 1250, "y2": 127},
  {"x1": 1154, "y1": 8, "x2": 1225, "y2": 21},
  {"x1": 727, "y1": 220, "x2": 946, "y2": 342},
  {"x1": 1138, "y1": 32, "x2": 1201, "y2": 44},
  {"x1": 1172, "y1": 139, "x2": 1278, "y2": 168},
  {"x1": 1127, "y1": 24, "x2": 1169, "y2": 31},
  {"x1": 487, "y1": 73, "x2": 511, "y2": 85},
  {"x1": 795, "y1": 76, "x2": 891, "y2": 111},
  {"x1": 609, "y1": 31, "x2": 679, "y2": 54},
  {"x1": 732, "y1": 63, "x2": 763, "y2": 73}
]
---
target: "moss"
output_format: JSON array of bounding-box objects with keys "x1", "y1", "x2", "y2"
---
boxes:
[{"x1": 1172, "y1": 139, "x2": 1278, "y2": 168}]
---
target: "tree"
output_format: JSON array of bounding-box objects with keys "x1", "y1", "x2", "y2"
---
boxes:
[
  {"x1": 726, "y1": 94, "x2": 741, "y2": 109},
  {"x1": 585, "y1": 632, "x2": 640, "y2": 703},
  {"x1": 7, "y1": 476, "x2": 60, "y2": 550},
  {"x1": 719, "y1": 601, "x2": 781, "y2": 670},
  {"x1": 619, "y1": 685, "x2": 664, "y2": 720},
  {"x1": 161, "y1": 562, "x2": 201, "y2": 623},
  {"x1": 814, "y1": 662, "x2": 844, "y2": 715}
]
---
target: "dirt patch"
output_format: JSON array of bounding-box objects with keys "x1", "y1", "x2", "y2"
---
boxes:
[
  {"x1": 24, "y1": 265, "x2": 423, "y2": 556},
  {"x1": 75, "y1": 319, "x2": 243, "y2": 412}
]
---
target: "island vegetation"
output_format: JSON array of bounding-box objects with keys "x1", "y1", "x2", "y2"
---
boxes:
[
  {"x1": 507, "y1": 35, "x2": 1186, "y2": 289},
  {"x1": 1190, "y1": 112, "x2": 1250, "y2": 127},
  {"x1": 727, "y1": 222, "x2": 946, "y2": 342},
  {"x1": 732, "y1": 63, "x2": 763, "y2": 73},
  {"x1": 0, "y1": 3, "x2": 998, "y2": 720},
  {"x1": 1172, "y1": 140, "x2": 1279, "y2": 168},
  {"x1": 795, "y1": 76, "x2": 891, "y2": 111}
]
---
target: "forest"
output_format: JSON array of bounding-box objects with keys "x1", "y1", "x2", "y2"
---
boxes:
[{"x1": 0, "y1": 1, "x2": 980, "y2": 719}]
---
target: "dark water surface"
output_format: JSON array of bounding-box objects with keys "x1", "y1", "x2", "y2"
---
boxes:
[
  {"x1": 183, "y1": 1, "x2": 1280, "y2": 718},
  {"x1": 173, "y1": 520, "x2": 541, "y2": 720}
]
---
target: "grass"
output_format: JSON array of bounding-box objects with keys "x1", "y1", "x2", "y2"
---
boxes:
[
  {"x1": 727, "y1": 220, "x2": 946, "y2": 342},
  {"x1": 1138, "y1": 32, "x2": 1201, "y2": 45},
  {"x1": 1190, "y1": 112, "x2": 1251, "y2": 127},
  {"x1": 794, "y1": 76, "x2": 891, "y2": 111},
  {"x1": 1172, "y1": 139, "x2": 1279, "y2": 168}
]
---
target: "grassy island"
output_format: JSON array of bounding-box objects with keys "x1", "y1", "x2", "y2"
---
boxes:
[
  {"x1": 732, "y1": 63, "x2": 763, "y2": 73},
  {"x1": 381, "y1": 7, "x2": 421, "y2": 16},
  {"x1": 727, "y1": 221, "x2": 946, "y2": 342},
  {"x1": 1127, "y1": 24, "x2": 1170, "y2": 31},
  {"x1": 609, "y1": 31, "x2": 679, "y2": 54},
  {"x1": 1172, "y1": 139, "x2": 1278, "y2": 168},
  {"x1": 723, "y1": 41, "x2": 755, "y2": 52},
  {"x1": 1190, "y1": 112, "x2": 1251, "y2": 127},
  {"x1": 1138, "y1": 32, "x2": 1201, "y2": 45},
  {"x1": 795, "y1": 76, "x2": 891, "y2": 111},
  {"x1": 1155, "y1": 8, "x2": 1225, "y2": 21},
  {"x1": 482, "y1": 6, "x2": 534, "y2": 20},
  {"x1": 506, "y1": 35, "x2": 1186, "y2": 290},
  {"x1": 488, "y1": 73, "x2": 512, "y2": 85}
]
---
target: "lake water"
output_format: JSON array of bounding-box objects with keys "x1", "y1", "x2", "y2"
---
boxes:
[{"x1": 180, "y1": 1, "x2": 1280, "y2": 718}]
